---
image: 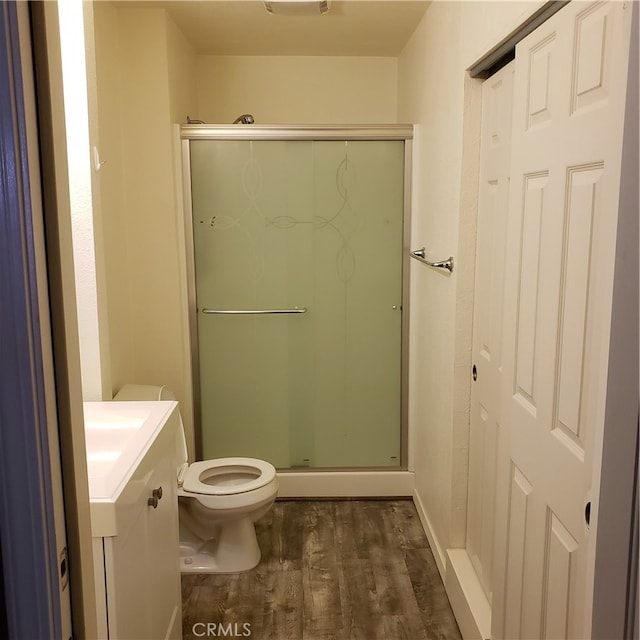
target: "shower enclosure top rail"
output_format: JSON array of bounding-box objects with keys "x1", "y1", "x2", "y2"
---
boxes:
[{"x1": 181, "y1": 124, "x2": 414, "y2": 141}]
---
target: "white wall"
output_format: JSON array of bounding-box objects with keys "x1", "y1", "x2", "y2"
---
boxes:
[
  {"x1": 92, "y1": 4, "x2": 198, "y2": 455},
  {"x1": 166, "y1": 15, "x2": 198, "y2": 123},
  {"x1": 59, "y1": 0, "x2": 112, "y2": 400},
  {"x1": 398, "y1": 0, "x2": 545, "y2": 573},
  {"x1": 93, "y1": 1, "x2": 132, "y2": 394},
  {"x1": 196, "y1": 55, "x2": 398, "y2": 124}
]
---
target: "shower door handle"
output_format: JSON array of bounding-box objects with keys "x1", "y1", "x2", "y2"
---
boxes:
[{"x1": 201, "y1": 307, "x2": 307, "y2": 315}]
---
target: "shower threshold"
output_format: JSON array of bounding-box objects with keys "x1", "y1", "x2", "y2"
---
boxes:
[{"x1": 275, "y1": 469, "x2": 414, "y2": 498}]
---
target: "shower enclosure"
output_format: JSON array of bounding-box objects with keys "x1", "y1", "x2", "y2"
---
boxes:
[{"x1": 181, "y1": 126, "x2": 412, "y2": 470}]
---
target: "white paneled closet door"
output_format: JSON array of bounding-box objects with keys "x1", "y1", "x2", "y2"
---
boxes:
[
  {"x1": 492, "y1": 1, "x2": 633, "y2": 638},
  {"x1": 467, "y1": 60, "x2": 514, "y2": 605}
]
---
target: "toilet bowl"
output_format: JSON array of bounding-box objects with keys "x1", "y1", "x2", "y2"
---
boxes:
[{"x1": 113, "y1": 384, "x2": 278, "y2": 574}]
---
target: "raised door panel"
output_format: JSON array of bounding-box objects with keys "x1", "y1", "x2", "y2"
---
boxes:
[
  {"x1": 541, "y1": 510, "x2": 579, "y2": 639},
  {"x1": 513, "y1": 171, "x2": 549, "y2": 417},
  {"x1": 571, "y1": 2, "x2": 616, "y2": 115},
  {"x1": 554, "y1": 165, "x2": 604, "y2": 455},
  {"x1": 502, "y1": 464, "x2": 533, "y2": 639}
]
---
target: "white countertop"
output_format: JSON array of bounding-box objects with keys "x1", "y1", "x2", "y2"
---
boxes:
[{"x1": 83, "y1": 400, "x2": 178, "y2": 536}]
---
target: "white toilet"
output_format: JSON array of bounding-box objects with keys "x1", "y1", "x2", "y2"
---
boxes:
[{"x1": 113, "y1": 384, "x2": 278, "y2": 574}]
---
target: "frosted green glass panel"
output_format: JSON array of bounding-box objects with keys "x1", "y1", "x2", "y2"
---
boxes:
[{"x1": 190, "y1": 139, "x2": 404, "y2": 468}]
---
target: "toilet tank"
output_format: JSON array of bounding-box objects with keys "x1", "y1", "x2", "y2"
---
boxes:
[
  {"x1": 113, "y1": 384, "x2": 189, "y2": 482},
  {"x1": 113, "y1": 384, "x2": 174, "y2": 402}
]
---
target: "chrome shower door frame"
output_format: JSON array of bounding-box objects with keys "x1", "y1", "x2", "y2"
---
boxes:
[{"x1": 180, "y1": 124, "x2": 413, "y2": 470}]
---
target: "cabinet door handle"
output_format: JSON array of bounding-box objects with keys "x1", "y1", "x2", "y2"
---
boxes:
[{"x1": 148, "y1": 486, "x2": 163, "y2": 508}]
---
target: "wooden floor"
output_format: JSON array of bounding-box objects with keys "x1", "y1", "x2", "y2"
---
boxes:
[{"x1": 181, "y1": 500, "x2": 462, "y2": 640}]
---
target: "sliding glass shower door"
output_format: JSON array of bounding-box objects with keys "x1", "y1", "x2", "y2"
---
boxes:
[{"x1": 188, "y1": 135, "x2": 407, "y2": 468}]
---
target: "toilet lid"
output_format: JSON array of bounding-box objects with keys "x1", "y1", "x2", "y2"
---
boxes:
[{"x1": 181, "y1": 457, "x2": 276, "y2": 496}]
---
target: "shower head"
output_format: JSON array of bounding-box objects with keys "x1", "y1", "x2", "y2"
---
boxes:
[{"x1": 233, "y1": 114, "x2": 255, "y2": 125}]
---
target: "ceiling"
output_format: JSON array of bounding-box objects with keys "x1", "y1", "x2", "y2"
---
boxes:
[{"x1": 110, "y1": 1, "x2": 431, "y2": 56}]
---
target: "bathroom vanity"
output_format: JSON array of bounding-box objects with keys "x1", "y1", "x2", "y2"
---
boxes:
[{"x1": 84, "y1": 401, "x2": 182, "y2": 640}]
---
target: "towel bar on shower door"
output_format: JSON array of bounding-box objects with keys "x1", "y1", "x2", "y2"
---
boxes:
[
  {"x1": 201, "y1": 307, "x2": 308, "y2": 315},
  {"x1": 410, "y1": 247, "x2": 454, "y2": 273}
]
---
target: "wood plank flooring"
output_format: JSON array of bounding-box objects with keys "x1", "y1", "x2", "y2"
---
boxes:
[{"x1": 181, "y1": 500, "x2": 462, "y2": 640}]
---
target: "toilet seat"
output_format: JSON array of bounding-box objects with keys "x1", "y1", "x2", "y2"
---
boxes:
[{"x1": 181, "y1": 457, "x2": 276, "y2": 496}]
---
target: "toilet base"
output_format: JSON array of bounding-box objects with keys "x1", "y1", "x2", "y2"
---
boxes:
[{"x1": 179, "y1": 517, "x2": 261, "y2": 574}]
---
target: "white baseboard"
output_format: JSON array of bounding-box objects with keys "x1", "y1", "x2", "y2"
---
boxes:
[
  {"x1": 276, "y1": 470, "x2": 414, "y2": 498},
  {"x1": 445, "y1": 548, "x2": 492, "y2": 640},
  {"x1": 412, "y1": 489, "x2": 446, "y2": 580},
  {"x1": 409, "y1": 492, "x2": 491, "y2": 640}
]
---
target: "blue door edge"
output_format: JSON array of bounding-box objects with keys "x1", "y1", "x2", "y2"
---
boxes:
[{"x1": 0, "y1": 2, "x2": 62, "y2": 638}]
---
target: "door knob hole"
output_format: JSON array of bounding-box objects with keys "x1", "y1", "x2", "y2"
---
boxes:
[
  {"x1": 472, "y1": 364, "x2": 477, "y2": 381},
  {"x1": 585, "y1": 501, "x2": 591, "y2": 527}
]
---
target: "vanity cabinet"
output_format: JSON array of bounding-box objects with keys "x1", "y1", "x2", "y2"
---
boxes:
[{"x1": 85, "y1": 401, "x2": 182, "y2": 640}]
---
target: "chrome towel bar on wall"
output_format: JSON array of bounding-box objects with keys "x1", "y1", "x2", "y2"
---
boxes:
[{"x1": 410, "y1": 247, "x2": 454, "y2": 273}]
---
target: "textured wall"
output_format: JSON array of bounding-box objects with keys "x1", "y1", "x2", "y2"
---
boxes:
[{"x1": 196, "y1": 55, "x2": 398, "y2": 125}]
